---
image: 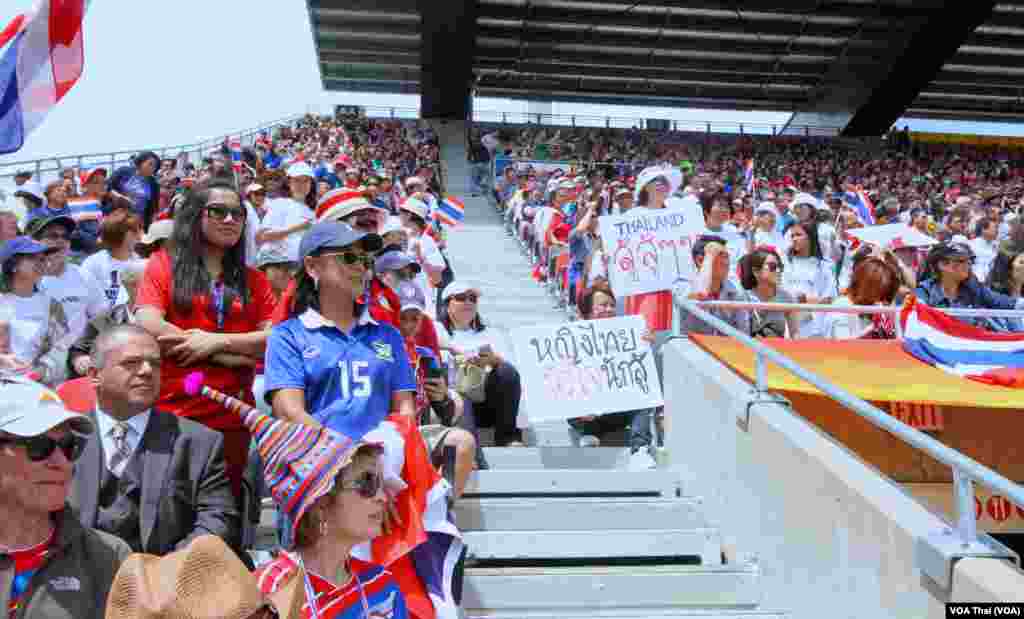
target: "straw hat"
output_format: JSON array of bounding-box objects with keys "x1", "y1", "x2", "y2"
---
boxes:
[{"x1": 105, "y1": 535, "x2": 302, "y2": 619}]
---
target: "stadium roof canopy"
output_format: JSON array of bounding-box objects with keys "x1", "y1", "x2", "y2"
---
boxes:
[{"x1": 308, "y1": 0, "x2": 1024, "y2": 135}]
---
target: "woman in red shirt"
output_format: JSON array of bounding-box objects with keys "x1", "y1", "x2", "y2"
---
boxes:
[{"x1": 135, "y1": 181, "x2": 276, "y2": 494}]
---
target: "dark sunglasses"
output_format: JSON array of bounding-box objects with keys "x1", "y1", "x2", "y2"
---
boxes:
[
  {"x1": 322, "y1": 252, "x2": 374, "y2": 268},
  {"x1": 451, "y1": 293, "x2": 478, "y2": 304},
  {"x1": 0, "y1": 433, "x2": 85, "y2": 462},
  {"x1": 204, "y1": 204, "x2": 247, "y2": 222},
  {"x1": 339, "y1": 471, "x2": 384, "y2": 499}
]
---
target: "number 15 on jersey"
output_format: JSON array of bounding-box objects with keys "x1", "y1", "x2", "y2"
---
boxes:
[{"x1": 339, "y1": 360, "x2": 371, "y2": 399}]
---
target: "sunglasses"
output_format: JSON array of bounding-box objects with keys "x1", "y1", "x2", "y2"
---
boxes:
[
  {"x1": 322, "y1": 252, "x2": 374, "y2": 268},
  {"x1": 761, "y1": 262, "x2": 783, "y2": 273},
  {"x1": 339, "y1": 471, "x2": 384, "y2": 499},
  {"x1": 0, "y1": 433, "x2": 85, "y2": 462},
  {"x1": 451, "y1": 292, "x2": 478, "y2": 304},
  {"x1": 205, "y1": 204, "x2": 247, "y2": 222}
]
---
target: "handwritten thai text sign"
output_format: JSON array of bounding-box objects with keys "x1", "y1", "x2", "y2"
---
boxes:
[
  {"x1": 511, "y1": 315, "x2": 664, "y2": 424},
  {"x1": 598, "y1": 204, "x2": 705, "y2": 297}
]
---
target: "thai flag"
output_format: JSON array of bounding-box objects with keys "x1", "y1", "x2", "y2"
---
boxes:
[
  {"x1": 434, "y1": 196, "x2": 464, "y2": 227},
  {"x1": 901, "y1": 297, "x2": 1024, "y2": 388},
  {"x1": 844, "y1": 190, "x2": 876, "y2": 226},
  {"x1": 743, "y1": 159, "x2": 755, "y2": 193},
  {"x1": 229, "y1": 138, "x2": 242, "y2": 172},
  {"x1": 67, "y1": 195, "x2": 100, "y2": 219},
  {"x1": 0, "y1": 1, "x2": 87, "y2": 155}
]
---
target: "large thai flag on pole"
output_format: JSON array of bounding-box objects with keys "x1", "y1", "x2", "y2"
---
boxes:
[
  {"x1": 901, "y1": 297, "x2": 1024, "y2": 388},
  {"x1": 844, "y1": 190, "x2": 876, "y2": 226},
  {"x1": 0, "y1": 1, "x2": 87, "y2": 155}
]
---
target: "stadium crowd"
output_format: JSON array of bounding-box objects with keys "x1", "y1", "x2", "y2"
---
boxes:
[{"x1": 3, "y1": 112, "x2": 1024, "y2": 618}]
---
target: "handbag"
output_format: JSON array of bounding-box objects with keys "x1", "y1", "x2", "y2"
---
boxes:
[{"x1": 454, "y1": 356, "x2": 489, "y2": 403}]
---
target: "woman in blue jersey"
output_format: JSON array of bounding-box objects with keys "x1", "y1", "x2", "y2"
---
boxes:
[{"x1": 263, "y1": 220, "x2": 416, "y2": 436}]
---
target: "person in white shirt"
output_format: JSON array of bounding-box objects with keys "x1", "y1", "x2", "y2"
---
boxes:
[
  {"x1": 701, "y1": 194, "x2": 747, "y2": 287},
  {"x1": 255, "y1": 162, "x2": 316, "y2": 262},
  {"x1": 969, "y1": 217, "x2": 999, "y2": 283},
  {"x1": 398, "y1": 197, "x2": 446, "y2": 317},
  {"x1": 0, "y1": 236, "x2": 70, "y2": 385},
  {"x1": 752, "y1": 202, "x2": 788, "y2": 254},
  {"x1": 783, "y1": 220, "x2": 838, "y2": 338},
  {"x1": 80, "y1": 209, "x2": 143, "y2": 309},
  {"x1": 27, "y1": 215, "x2": 107, "y2": 347},
  {"x1": 243, "y1": 182, "x2": 270, "y2": 269}
]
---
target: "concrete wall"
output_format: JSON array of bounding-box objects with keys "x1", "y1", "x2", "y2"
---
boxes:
[{"x1": 661, "y1": 339, "x2": 1024, "y2": 617}]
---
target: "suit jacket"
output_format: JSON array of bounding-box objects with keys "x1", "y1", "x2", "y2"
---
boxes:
[{"x1": 70, "y1": 408, "x2": 241, "y2": 556}]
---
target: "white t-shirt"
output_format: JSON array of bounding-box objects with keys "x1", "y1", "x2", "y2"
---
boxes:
[
  {"x1": 259, "y1": 197, "x2": 315, "y2": 262},
  {"x1": 409, "y1": 234, "x2": 446, "y2": 317},
  {"x1": 38, "y1": 264, "x2": 107, "y2": 343},
  {"x1": 245, "y1": 201, "x2": 269, "y2": 269},
  {"x1": 783, "y1": 255, "x2": 838, "y2": 338},
  {"x1": 822, "y1": 295, "x2": 873, "y2": 339},
  {"x1": 2, "y1": 293, "x2": 50, "y2": 361},
  {"x1": 433, "y1": 319, "x2": 510, "y2": 362},
  {"x1": 969, "y1": 237, "x2": 998, "y2": 283},
  {"x1": 703, "y1": 223, "x2": 747, "y2": 287},
  {"x1": 80, "y1": 250, "x2": 140, "y2": 309}
]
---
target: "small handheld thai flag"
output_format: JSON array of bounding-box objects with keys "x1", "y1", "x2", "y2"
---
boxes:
[
  {"x1": 434, "y1": 196, "x2": 465, "y2": 227},
  {"x1": 844, "y1": 190, "x2": 876, "y2": 226},
  {"x1": 229, "y1": 138, "x2": 242, "y2": 172},
  {"x1": 902, "y1": 297, "x2": 1024, "y2": 388},
  {"x1": 67, "y1": 196, "x2": 102, "y2": 220}
]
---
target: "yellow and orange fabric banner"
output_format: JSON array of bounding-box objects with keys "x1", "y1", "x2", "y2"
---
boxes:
[{"x1": 688, "y1": 335, "x2": 1024, "y2": 410}]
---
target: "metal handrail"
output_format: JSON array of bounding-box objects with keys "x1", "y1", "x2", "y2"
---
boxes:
[
  {"x1": 695, "y1": 300, "x2": 1024, "y2": 319},
  {"x1": 677, "y1": 297, "x2": 1024, "y2": 557}
]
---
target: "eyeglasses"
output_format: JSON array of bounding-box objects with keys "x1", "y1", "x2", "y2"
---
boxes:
[
  {"x1": 204, "y1": 204, "x2": 247, "y2": 222},
  {"x1": 451, "y1": 292, "x2": 478, "y2": 304},
  {"x1": 321, "y1": 252, "x2": 374, "y2": 268},
  {"x1": 339, "y1": 471, "x2": 384, "y2": 499},
  {"x1": 0, "y1": 433, "x2": 85, "y2": 462},
  {"x1": 761, "y1": 262, "x2": 782, "y2": 273}
]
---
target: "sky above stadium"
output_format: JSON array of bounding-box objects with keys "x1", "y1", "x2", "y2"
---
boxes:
[{"x1": 1, "y1": 0, "x2": 1023, "y2": 164}]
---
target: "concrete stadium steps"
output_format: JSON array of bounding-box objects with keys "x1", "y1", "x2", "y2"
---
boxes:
[
  {"x1": 454, "y1": 496, "x2": 711, "y2": 532},
  {"x1": 480, "y1": 446, "x2": 632, "y2": 469},
  {"x1": 463, "y1": 469, "x2": 682, "y2": 499},
  {"x1": 461, "y1": 564, "x2": 764, "y2": 613}
]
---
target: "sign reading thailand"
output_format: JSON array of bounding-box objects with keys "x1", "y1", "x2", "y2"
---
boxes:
[
  {"x1": 598, "y1": 203, "x2": 706, "y2": 297},
  {"x1": 510, "y1": 316, "x2": 663, "y2": 424}
]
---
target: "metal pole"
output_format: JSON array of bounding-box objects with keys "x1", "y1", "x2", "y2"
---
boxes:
[
  {"x1": 755, "y1": 351, "x2": 766, "y2": 391},
  {"x1": 953, "y1": 468, "x2": 977, "y2": 547}
]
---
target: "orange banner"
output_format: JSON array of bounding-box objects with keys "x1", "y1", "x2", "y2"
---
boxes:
[
  {"x1": 688, "y1": 336, "x2": 1024, "y2": 410},
  {"x1": 910, "y1": 131, "x2": 1024, "y2": 149}
]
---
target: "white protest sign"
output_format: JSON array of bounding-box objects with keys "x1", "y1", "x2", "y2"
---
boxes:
[
  {"x1": 846, "y1": 223, "x2": 936, "y2": 249},
  {"x1": 511, "y1": 315, "x2": 664, "y2": 424},
  {"x1": 598, "y1": 200, "x2": 706, "y2": 297}
]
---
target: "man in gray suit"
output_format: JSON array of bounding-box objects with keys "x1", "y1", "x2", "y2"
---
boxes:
[{"x1": 69, "y1": 324, "x2": 241, "y2": 555}]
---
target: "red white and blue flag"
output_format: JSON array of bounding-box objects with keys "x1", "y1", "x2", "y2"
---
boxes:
[
  {"x1": 229, "y1": 138, "x2": 242, "y2": 172},
  {"x1": 0, "y1": 1, "x2": 87, "y2": 155},
  {"x1": 844, "y1": 190, "x2": 876, "y2": 226},
  {"x1": 434, "y1": 196, "x2": 464, "y2": 228},
  {"x1": 901, "y1": 297, "x2": 1024, "y2": 388},
  {"x1": 67, "y1": 195, "x2": 100, "y2": 218}
]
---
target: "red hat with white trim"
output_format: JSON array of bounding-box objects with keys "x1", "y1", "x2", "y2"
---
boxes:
[{"x1": 316, "y1": 188, "x2": 375, "y2": 222}]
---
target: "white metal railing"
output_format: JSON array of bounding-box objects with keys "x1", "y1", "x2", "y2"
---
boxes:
[{"x1": 676, "y1": 298, "x2": 1022, "y2": 589}]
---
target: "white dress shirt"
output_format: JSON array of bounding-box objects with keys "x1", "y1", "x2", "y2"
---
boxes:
[{"x1": 94, "y1": 407, "x2": 151, "y2": 472}]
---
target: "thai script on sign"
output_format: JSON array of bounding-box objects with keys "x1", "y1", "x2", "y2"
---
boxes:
[
  {"x1": 599, "y1": 206, "x2": 706, "y2": 297},
  {"x1": 512, "y1": 316, "x2": 664, "y2": 424}
]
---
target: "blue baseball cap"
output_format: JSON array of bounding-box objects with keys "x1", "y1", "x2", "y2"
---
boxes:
[
  {"x1": 298, "y1": 220, "x2": 382, "y2": 261},
  {"x1": 0, "y1": 236, "x2": 49, "y2": 265},
  {"x1": 374, "y1": 250, "x2": 420, "y2": 274}
]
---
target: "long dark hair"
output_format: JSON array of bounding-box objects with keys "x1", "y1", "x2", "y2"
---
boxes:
[
  {"x1": 988, "y1": 249, "x2": 1024, "y2": 296},
  {"x1": 170, "y1": 182, "x2": 249, "y2": 316},
  {"x1": 784, "y1": 220, "x2": 824, "y2": 260}
]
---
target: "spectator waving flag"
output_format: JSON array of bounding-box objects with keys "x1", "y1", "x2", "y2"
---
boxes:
[
  {"x1": 0, "y1": 0, "x2": 87, "y2": 155},
  {"x1": 844, "y1": 190, "x2": 876, "y2": 226},
  {"x1": 67, "y1": 194, "x2": 100, "y2": 220},
  {"x1": 229, "y1": 138, "x2": 242, "y2": 172},
  {"x1": 434, "y1": 195, "x2": 465, "y2": 227},
  {"x1": 743, "y1": 159, "x2": 755, "y2": 193},
  {"x1": 901, "y1": 297, "x2": 1024, "y2": 388}
]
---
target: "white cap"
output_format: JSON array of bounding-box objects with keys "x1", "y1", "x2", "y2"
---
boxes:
[
  {"x1": 399, "y1": 197, "x2": 429, "y2": 220},
  {"x1": 441, "y1": 281, "x2": 482, "y2": 302},
  {"x1": 140, "y1": 219, "x2": 174, "y2": 245},
  {"x1": 634, "y1": 166, "x2": 683, "y2": 202},
  {"x1": 791, "y1": 192, "x2": 819, "y2": 210},
  {"x1": 286, "y1": 162, "x2": 315, "y2": 179},
  {"x1": 0, "y1": 376, "x2": 94, "y2": 437},
  {"x1": 755, "y1": 202, "x2": 778, "y2": 217}
]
